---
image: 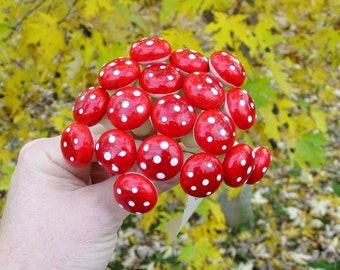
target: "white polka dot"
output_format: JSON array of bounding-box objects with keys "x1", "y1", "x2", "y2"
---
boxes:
[
  {"x1": 262, "y1": 167, "x2": 268, "y2": 173},
  {"x1": 128, "y1": 201, "x2": 135, "y2": 207},
  {"x1": 132, "y1": 187, "x2": 138, "y2": 193},
  {"x1": 230, "y1": 65, "x2": 236, "y2": 71},
  {"x1": 136, "y1": 106, "x2": 144, "y2": 113},
  {"x1": 70, "y1": 157, "x2": 74, "y2": 162},
  {"x1": 122, "y1": 100, "x2": 129, "y2": 108},
  {"x1": 206, "y1": 191, "x2": 212, "y2": 196},
  {"x1": 188, "y1": 54, "x2": 196, "y2": 60},
  {"x1": 63, "y1": 141, "x2": 67, "y2": 147},
  {"x1": 116, "y1": 91, "x2": 123, "y2": 96},
  {"x1": 104, "y1": 152, "x2": 111, "y2": 160},
  {"x1": 170, "y1": 158, "x2": 178, "y2": 166},
  {"x1": 108, "y1": 62, "x2": 116, "y2": 67},
  {"x1": 242, "y1": 72, "x2": 246, "y2": 76},
  {"x1": 206, "y1": 77, "x2": 213, "y2": 84},
  {"x1": 118, "y1": 151, "x2": 126, "y2": 157},
  {"x1": 188, "y1": 106, "x2": 194, "y2": 112},
  {"x1": 252, "y1": 151, "x2": 255, "y2": 158},
  {"x1": 112, "y1": 164, "x2": 119, "y2": 172},
  {"x1": 143, "y1": 144, "x2": 149, "y2": 151},
  {"x1": 250, "y1": 102, "x2": 255, "y2": 109},
  {"x1": 247, "y1": 166, "x2": 253, "y2": 174},
  {"x1": 240, "y1": 100, "x2": 246, "y2": 106},
  {"x1": 197, "y1": 85, "x2": 202, "y2": 89},
  {"x1": 78, "y1": 108, "x2": 84, "y2": 114},
  {"x1": 217, "y1": 174, "x2": 222, "y2": 181},
  {"x1": 207, "y1": 136, "x2": 213, "y2": 142},
  {"x1": 95, "y1": 143, "x2": 99, "y2": 150},
  {"x1": 121, "y1": 114, "x2": 128, "y2": 122},
  {"x1": 143, "y1": 201, "x2": 150, "y2": 207},
  {"x1": 73, "y1": 138, "x2": 78, "y2": 144},
  {"x1": 158, "y1": 99, "x2": 165, "y2": 105},
  {"x1": 109, "y1": 108, "x2": 114, "y2": 113},
  {"x1": 191, "y1": 186, "x2": 197, "y2": 191},
  {"x1": 236, "y1": 177, "x2": 242, "y2": 182},
  {"x1": 161, "y1": 116, "x2": 167, "y2": 122},
  {"x1": 99, "y1": 70, "x2": 104, "y2": 77},
  {"x1": 181, "y1": 120, "x2": 187, "y2": 126},
  {"x1": 148, "y1": 73, "x2": 154, "y2": 78},
  {"x1": 160, "y1": 141, "x2": 169, "y2": 149},
  {"x1": 174, "y1": 105, "x2": 180, "y2": 112},
  {"x1": 211, "y1": 87, "x2": 218, "y2": 95},
  {"x1": 153, "y1": 155, "x2": 162, "y2": 164},
  {"x1": 133, "y1": 90, "x2": 141, "y2": 96},
  {"x1": 202, "y1": 179, "x2": 209, "y2": 186},
  {"x1": 167, "y1": 75, "x2": 174, "y2": 81},
  {"x1": 90, "y1": 94, "x2": 96, "y2": 100},
  {"x1": 116, "y1": 188, "x2": 122, "y2": 194},
  {"x1": 241, "y1": 159, "x2": 246, "y2": 166},
  {"x1": 113, "y1": 70, "x2": 120, "y2": 76},
  {"x1": 80, "y1": 95, "x2": 85, "y2": 101},
  {"x1": 146, "y1": 40, "x2": 153, "y2": 46},
  {"x1": 207, "y1": 162, "x2": 212, "y2": 168},
  {"x1": 160, "y1": 65, "x2": 166, "y2": 69},
  {"x1": 188, "y1": 172, "x2": 194, "y2": 178},
  {"x1": 157, "y1": 173, "x2": 165, "y2": 179},
  {"x1": 222, "y1": 145, "x2": 227, "y2": 150},
  {"x1": 220, "y1": 129, "x2": 227, "y2": 136},
  {"x1": 125, "y1": 60, "x2": 132, "y2": 65},
  {"x1": 109, "y1": 135, "x2": 115, "y2": 143},
  {"x1": 222, "y1": 52, "x2": 227, "y2": 56},
  {"x1": 248, "y1": 115, "x2": 253, "y2": 123},
  {"x1": 140, "y1": 162, "x2": 147, "y2": 169},
  {"x1": 208, "y1": 117, "x2": 215, "y2": 124}
]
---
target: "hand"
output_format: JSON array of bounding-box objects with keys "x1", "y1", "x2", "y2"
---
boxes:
[{"x1": 0, "y1": 126, "x2": 178, "y2": 270}]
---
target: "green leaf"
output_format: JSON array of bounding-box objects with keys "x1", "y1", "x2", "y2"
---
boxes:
[
  {"x1": 243, "y1": 73, "x2": 277, "y2": 110},
  {"x1": 295, "y1": 131, "x2": 328, "y2": 169}
]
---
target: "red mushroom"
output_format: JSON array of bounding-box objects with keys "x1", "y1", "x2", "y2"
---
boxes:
[
  {"x1": 129, "y1": 37, "x2": 172, "y2": 65},
  {"x1": 151, "y1": 94, "x2": 196, "y2": 138},
  {"x1": 106, "y1": 86, "x2": 152, "y2": 131},
  {"x1": 113, "y1": 172, "x2": 158, "y2": 214},
  {"x1": 180, "y1": 152, "x2": 223, "y2": 198},
  {"x1": 170, "y1": 49, "x2": 209, "y2": 75},
  {"x1": 139, "y1": 62, "x2": 183, "y2": 98},
  {"x1": 209, "y1": 50, "x2": 246, "y2": 88},
  {"x1": 182, "y1": 72, "x2": 225, "y2": 110},
  {"x1": 60, "y1": 123, "x2": 94, "y2": 167},
  {"x1": 246, "y1": 146, "x2": 272, "y2": 185},
  {"x1": 95, "y1": 129, "x2": 136, "y2": 175},
  {"x1": 98, "y1": 57, "x2": 140, "y2": 90},
  {"x1": 72, "y1": 86, "x2": 110, "y2": 127},
  {"x1": 137, "y1": 134, "x2": 183, "y2": 181},
  {"x1": 224, "y1": 88, "x2": 256, "y2": 130},
  {"x1": 223, "y1": 143, "x2": 255, "y2": 188},
  {"x1": 193, "y1": 109, "x2": 236, "y2": 155}
]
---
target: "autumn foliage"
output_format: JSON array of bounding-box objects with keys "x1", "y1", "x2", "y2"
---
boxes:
[{"x1": 1, "y1": 0, "x2": 339, "y2": 269}]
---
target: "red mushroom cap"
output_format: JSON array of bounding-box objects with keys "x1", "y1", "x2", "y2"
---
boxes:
[
  {"x1": 223, "y1": 143, "x2": 255, "y2": 188},
  {"x1": 60, "y1": 123, "x2": 94, "y2": 167},
  {"x1": 224, "y1": 88, "x2": 256, "y2": 130},
  {"x1": 193, "y1": 109, "x2": 236, "y2": 155},
  {"x1": 182, "y1": 72, "x2": 225, "y2": 110},
  {"x1": 130, "y1": 37, "x2": 172, "y2": 65},
  {"x1": 180, "y1": 152, "x2": 223, "y2": 198},
  {"x1": 95, "y1": 129, "x2": 136, "y2": 175},
  {"x1": 139, "y1": 62, "x2": 183, "y2": 98},
  {"x1": 209, "y1": 50, "x2": 246, "y2": 87},
  {"x1": 98, "y1": 57, "x2": 140, "y2": 90},
  {"x1": 113, "y1": 172, "x2": 158, "y2": 214},
  {"x1": 246, "y1": 146, "x2": 272, "y2": 185},
  {"x1": 137, "y1": 134, "x2": 184, "y2": 181},
  {"x1": 106, "y1": 86, "x2": 152, "y2": 130},
  {"x1": 72, "y1": 86, "x2": 110, "y2": 127},
  {"x1": 170, "y1": 49, "x2": 209, "y2": 75},
  {"x1": 151, "y1": 94, "x2": 196, "y2": 138}
]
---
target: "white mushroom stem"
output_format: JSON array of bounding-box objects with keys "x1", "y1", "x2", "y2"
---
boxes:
[
  {"x1": 99, "y1": 114, "x2": 115, "y2": 130},
  {"x1": 181, "y1": 130, "x2": 199, "y2": 150},
  {"x1": 131, "y1": 117, "x2": 154, "y2": 137}
]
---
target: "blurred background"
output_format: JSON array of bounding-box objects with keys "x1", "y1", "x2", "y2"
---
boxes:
[{"x1": 0, "y1": 0, "x2": 339, "y2": 269}]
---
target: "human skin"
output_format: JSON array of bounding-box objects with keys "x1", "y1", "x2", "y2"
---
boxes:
[{"x1": 0, "y1": 127, "x2": 178, "y2": 269}]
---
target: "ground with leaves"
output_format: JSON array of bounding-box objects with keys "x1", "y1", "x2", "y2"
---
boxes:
[{"x1": 1, "y1": 1, "x2": 339, "y2": 269}]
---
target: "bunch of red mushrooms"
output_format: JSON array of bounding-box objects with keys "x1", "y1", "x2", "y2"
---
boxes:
[{"x1": 60, "y1": 37, "x2": 272, "y2": 214}]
